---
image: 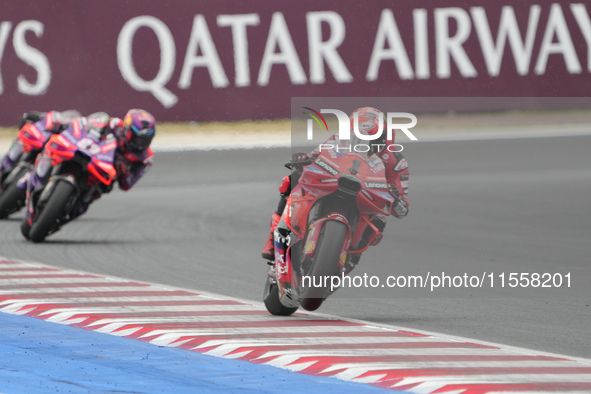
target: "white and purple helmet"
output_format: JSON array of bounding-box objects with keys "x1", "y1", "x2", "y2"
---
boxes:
[{"x1": 123, "y1": 109, "x2": 156, "y2": 151}]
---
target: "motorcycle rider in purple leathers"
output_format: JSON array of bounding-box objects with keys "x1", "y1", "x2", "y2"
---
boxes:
[
  {"x1": 23, "y1": 109, "x2": 155, "y2": 227},
  {"x1": 0, "y1": 110, "x2": 81, "y2": 186}
]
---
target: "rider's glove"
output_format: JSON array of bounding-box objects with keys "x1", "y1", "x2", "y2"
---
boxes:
[
  {"x1": 388, "y1": 184, "x2": 403, "y2": 208},
  {"x1": 388, "y1": 184, "x2": 409, "y2": 217},
  {"x1": 292, "y1": 152, "x2": 311, "y2": 164},
  {"x1": 388, "y1": 184, "x2": 400, "y2": 200}
]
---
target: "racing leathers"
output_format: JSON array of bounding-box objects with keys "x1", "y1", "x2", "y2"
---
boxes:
[
  {"x1": 24, "y1": 116, "x2": 153, "y2": 222},
  {"x1": 112, "y1": 122, "x2": 154, "y2": 192}
]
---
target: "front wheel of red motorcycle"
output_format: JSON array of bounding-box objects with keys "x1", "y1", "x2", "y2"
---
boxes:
[
  {"x1": 263, "y1": 278, "x2": 299, "y2": 316},
  {"x1": 300, "y1": 219, "x2": 349, "y2": 311}
]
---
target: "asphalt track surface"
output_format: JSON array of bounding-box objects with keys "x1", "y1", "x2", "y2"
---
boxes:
[{"x1": 1, "y1": 135, "x2": 590, "y2": 359}]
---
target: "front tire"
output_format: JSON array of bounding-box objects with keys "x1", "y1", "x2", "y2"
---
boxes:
[
  {"x1": 263, "y1": 278, "x2": 299, "y2": 316},
  {"x1": 28, "y1": 180, "x2": 76, "y2": 243},
  {"x1": 0, "y1": 182, "x2": 26, "y2": 219},
  {"x1": 0, "y1": 166, "x2": 29, "y2": 219},
  {"x1": 300, "y1": 220, "x2": 349, "y2": 311}
]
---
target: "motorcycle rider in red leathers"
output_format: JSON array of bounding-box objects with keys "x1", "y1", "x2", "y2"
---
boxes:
[
  {"x1": 261, "y1": 107, "x2": 409, "y2": 273},
  {"x1": 23, "y1": 109, "x2": 155, "y2": 227}
]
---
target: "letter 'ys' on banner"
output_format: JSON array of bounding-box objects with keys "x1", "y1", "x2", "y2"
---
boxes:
[{"x1": 0, "y1": 20, "x2": 51, "y2": 96}]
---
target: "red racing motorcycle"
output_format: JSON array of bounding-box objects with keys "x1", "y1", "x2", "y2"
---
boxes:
[{"x1": 264, "y1": 143, "x2": 395, "y2": 315}]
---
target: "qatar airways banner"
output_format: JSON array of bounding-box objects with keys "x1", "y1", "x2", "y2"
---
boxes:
[{"x1": 0, "y1": 1, "x2": 590, "y2": 125}]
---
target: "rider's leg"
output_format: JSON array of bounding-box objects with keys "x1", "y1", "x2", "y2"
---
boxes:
[
  {"x1": 261, "y1": 196, "x2": 287, "y2": 261},
  {"x1": 261, "y1": 176, "x2": 291, "y2": 261}
]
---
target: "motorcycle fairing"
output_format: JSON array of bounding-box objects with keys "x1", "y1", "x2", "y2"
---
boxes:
[
  {"x1": 18, "y1": 123, "x2": 51, "y2": 152},
  {"x1": 45, "y1": 127, "x2": 117, "y2": 186}
]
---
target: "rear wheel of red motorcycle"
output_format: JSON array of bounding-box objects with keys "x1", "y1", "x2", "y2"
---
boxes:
[
  {"x1": 263, "y1": 279, "x2": 299, "y2": 316},
  {"x1": 28, "y1": 180, "x2": 76, "y2": 243},
  {"x1": 300, "y1": 220, "x2": 348, "y2": 311}
]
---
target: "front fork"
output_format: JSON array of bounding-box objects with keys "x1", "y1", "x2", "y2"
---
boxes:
[
  {"x1": 273, "y1": 218, "x2": 300, "y2": 308},
  {"x1": 24, "y1": 154, "x2": 53, "y2": 224},
  {"x1": 24, "y1": 160, "x2": 77, "y2": 225},
  {"x1": 273, "y1": 213, "x2": 355, "y2": 308}
]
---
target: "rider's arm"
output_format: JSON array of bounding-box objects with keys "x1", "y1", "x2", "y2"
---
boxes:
[
  {"x1": 44, "y1": 111, "x2": 64, "y2": 133},
  {"x1": 385, "y1": 152, "x2": 409, "y2": 219},
  {"x1": 116, "y1": 148, "x2": 153, "y2": 191},
  {"x1": 110, "y1": 117, "x2": 124, "y2": 130}
]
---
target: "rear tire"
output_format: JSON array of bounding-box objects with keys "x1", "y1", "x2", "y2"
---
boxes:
[
  {"x1": 300, "y1": 297, "x2": 325, "y2": 312},
  {"x1": 28, "y1": 180, "x2": 76, "y2": 243},
  {"x1": 300, "y1": 220, "x2": 348, "y2": 311},
  {"x1": 263, "y1": 278, "x2": 298, "y2": 316}
]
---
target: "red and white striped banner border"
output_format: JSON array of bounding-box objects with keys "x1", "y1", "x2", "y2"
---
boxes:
[{"x1": 1, "y1": 258, "x2": 590, "y2": 393}]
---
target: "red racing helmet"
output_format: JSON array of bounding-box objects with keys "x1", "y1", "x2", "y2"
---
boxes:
[{"x1": 349, "y1": 107, "x2": 392, "y2": 155}]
